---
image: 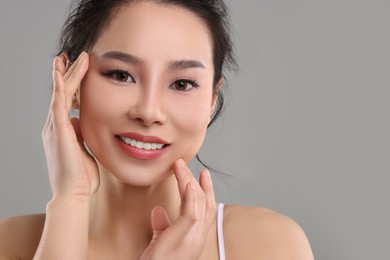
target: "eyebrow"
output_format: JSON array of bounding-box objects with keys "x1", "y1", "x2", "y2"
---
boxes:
[
  {"x1": 169, "y1": 59, "x2": 206, "y2": 70},
  {"x1": 98, "y1": 51, "x2": 144, "y2": 66},
  {"x1": 97, "y1": 51, "x2": 206, "y2": 70}
]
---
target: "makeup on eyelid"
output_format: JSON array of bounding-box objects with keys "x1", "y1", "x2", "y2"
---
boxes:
[
  {"x1": 102, "y1": 69, "x2": 135, "y2": 83},
  {"x1": 97, "y1": 65, "x2": 201, "y2": 91}
]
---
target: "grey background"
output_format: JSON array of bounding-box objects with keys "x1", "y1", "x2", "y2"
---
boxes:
[{"x1": 1, "y1": 1, "x2": 389, "y2": 259}]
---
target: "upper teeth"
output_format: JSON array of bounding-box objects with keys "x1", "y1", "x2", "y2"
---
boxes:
[{"x1": 119, "y1": 136, "x2": 165, "y2": 150}]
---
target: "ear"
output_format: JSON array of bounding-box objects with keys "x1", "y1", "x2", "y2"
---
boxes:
[{"x1": 211, "y1": 77, "x2": 224, "y2": 114}]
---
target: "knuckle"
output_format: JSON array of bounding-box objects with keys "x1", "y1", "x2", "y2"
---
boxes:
[
  {"x1": 199, "y1": 190, "x2": 206, "y2": 202},
  {"x1": 184, "y1": 212, "x2": 198, "y2": 224}
]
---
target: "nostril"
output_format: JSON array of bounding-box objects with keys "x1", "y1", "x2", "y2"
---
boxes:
[{"x1": 126, "y1": 96, "x2": 166, "y2": 126}]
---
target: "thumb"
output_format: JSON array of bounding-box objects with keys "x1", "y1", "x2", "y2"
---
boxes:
[{"x1": 151, "y1": 206, "x2": 171, "y2": 242}]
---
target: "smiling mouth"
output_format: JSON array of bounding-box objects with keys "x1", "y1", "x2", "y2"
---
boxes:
[{"x1": 116, "y1": 135, "x2": 168, "y2": 150}]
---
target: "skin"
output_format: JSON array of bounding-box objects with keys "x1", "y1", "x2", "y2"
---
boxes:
[{"x1": 0, "y1": 2, "x2": 314, "y2": 260}]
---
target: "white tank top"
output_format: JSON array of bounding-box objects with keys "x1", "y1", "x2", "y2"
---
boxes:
[{"x1": 217, "y1": 203, "x2": 226, "y2": 260}]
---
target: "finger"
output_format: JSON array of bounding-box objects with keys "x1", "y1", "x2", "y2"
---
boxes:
[
  {"x1": 174, "y1": 159, "x2": 207, "y2": 223},
  {"x1": 50, "y1": 58, "x2": 69, "y2": 130},
  {"x1": 43, "y1": 56, "x2": 63, "y2": 135},
  {"x1": 146, "y1": 184, "x2": 206, "y2": 251},
  {"x1": 64, "y1": 51, "x2": 88, "y2": 81},
  {"x1": 199, "y1": 168, "x2": 215, "y2": 208},
  {"x1": 194, "y1": 170, "x2": 208, "y2": 228},
  {"x1": 166, "y1": 181, "x2": 198, "y2": 241},
  {"x1": 182, "y1": 182, "x2": 198, "y2": 223},
  {"x1": 63, "y1": 52, "x2": 82, "y2": 81},
  {"x1": 151, "y1": 206, "x2": 171, "y2": 242},
  {"x1": 64, "y1": 52, "x2": 89, "y2": 109},
  {"x1": 199, "y1": 168, "x2": 216, "y2": 226},
  {"x1": 175, "y1": 158, "x2": 204, "y2": 193},
  {"x1": 173, "y1": 181, "x2": 208, "y2": 239},
  {"x1": 173, "y1": 159, "x2": 191, "y2": 202},
  {"x1": 56, "y1": 53, "x2": 67, "y2": 75}
]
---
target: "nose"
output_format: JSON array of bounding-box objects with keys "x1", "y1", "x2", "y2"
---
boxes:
[{"x1": 127, "y1": 86, "x2": 166, "y2": 126}]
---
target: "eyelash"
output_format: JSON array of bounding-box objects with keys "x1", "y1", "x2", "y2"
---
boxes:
[
  {"x1": 102, "y1": 69, "x2": 199, "y2": 92},
  {"x1": 171, "y1": 79, "x2": 199, "y2": 92},
  {"x1": 102, "y1": 69, "x2": 135, "y2": 83}
]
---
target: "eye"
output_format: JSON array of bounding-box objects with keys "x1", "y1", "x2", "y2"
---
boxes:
[
  {"x1": 103, "y1": 70, "x2": 135, "y2": 83},
  {"x1": 170, "y1": 79, "x2": 199, "y2": 91}
]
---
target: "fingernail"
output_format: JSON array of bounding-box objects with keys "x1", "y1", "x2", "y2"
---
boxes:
[
  {"x1": 205, "y1": 169, "x2": 213, "y2": 185},
  {"x1": 203, "y1": 168, "x2": 213, "y2": 185},
  {"x1": 177, "y1": 158, "x2": 185, "y2": 167}
]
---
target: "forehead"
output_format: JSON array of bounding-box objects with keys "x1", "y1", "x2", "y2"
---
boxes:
[{"x1": 91, "y1": 2, "x2": 213, "y2": 68}]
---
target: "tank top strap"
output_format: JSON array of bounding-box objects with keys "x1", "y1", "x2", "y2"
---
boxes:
[{"x1": 217, "y1": 203, "x2": 226, "y2": 260}]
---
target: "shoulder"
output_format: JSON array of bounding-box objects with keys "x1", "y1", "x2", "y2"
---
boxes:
[
  {"x1": 0, "y1": 214, "x2": 45, "y2": 259},
  {"x1": 222, "y1": 204, "x2": 314, "y2": 260}
]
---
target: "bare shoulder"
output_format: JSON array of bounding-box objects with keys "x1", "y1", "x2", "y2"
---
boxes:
[
  {"x1": 223, "y1": 205, "x2": 314, "y2": 260},
  {"x1": 0, "y1": 214, "x2": 45, "y2": 260}
]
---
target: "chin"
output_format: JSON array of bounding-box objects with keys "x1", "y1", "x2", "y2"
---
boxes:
[{"x1": 95, "y1": 154, "x2": 176, "y2": 187}]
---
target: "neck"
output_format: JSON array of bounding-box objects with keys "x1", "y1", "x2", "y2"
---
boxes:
[{"x1": 88, "y1": 166, "x2": 181, "y2": 255}]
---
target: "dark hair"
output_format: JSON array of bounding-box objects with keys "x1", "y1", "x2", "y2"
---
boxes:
[{"x1": 57, "y1": 0, "x2": 237, "y2": 127}]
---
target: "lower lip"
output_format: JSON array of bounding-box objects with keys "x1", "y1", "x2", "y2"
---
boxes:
[{"x1": 115, "y1": 137, "x2": 168, "y2": 160}]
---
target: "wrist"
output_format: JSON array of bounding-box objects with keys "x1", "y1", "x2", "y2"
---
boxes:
[
  {"x1": 50, "y1": 192, "x2": 92, "y2": 204},
  {"x1": 47, "y1": 195, "x2": 91, "y2": 214},
  {"x1": 36, "y1": 194, "x2": 90, "y2": 260}
]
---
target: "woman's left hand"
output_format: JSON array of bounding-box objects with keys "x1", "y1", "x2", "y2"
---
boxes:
[{"x1": 141, "y1": 158, "x2": 216, "y2": 260}]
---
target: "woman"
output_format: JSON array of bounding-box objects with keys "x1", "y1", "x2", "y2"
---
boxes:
[{"x1": 0, "y1": 0, "x2": 314, "y2": 259}]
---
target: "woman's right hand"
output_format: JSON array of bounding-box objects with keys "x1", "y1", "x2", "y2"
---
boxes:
[{"x1": 42, "y1": 52, "x2": 99, "y2": 201}]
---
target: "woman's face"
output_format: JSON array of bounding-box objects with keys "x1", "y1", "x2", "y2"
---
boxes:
[{"x1": 79, "y1": 2, "x2": 216, "y2": 186}]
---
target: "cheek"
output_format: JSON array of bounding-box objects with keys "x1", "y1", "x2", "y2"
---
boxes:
[
  {"x1": 79, "y1": 74, "x2": 126, "y2": 127},
  {"x1": 169, "y1": 92, "x2": 213, "y2": 156},
  {"x1": 78, "y1": 74, "x2": 125, "y2": 147},
  {"x1": 174, "y1": 103, "x2": 210, "y2": 132}
]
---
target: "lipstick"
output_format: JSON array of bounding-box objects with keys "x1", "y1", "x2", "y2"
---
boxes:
[{"x1": 115, "y1": 132, "x2": 170, "y2": 160}]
